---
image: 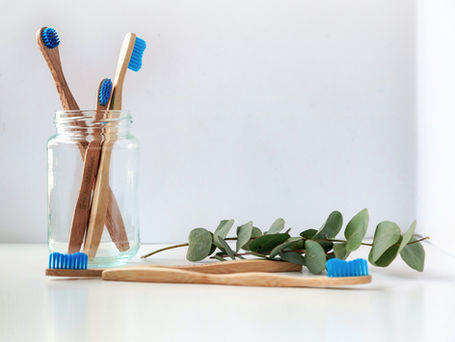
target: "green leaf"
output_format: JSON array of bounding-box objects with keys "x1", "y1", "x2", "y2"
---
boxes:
[
  {"x1": 215, "y1": 236, "x2": 236, "y2": 260},
  {"x1": 209, "y1": 244, "x2": 216, "y2": 255},
  {"x1": 370, "y1": 221, "x2": 401, "y2": 262},
  {"x1": 213, "y1": 219, "x2": 234, "y2": 249},
  {"x1": 400, "y1": 239, "x2": 425, "y2": 272},
  {"x1": 236, "y1": 221, "x2": 253, "y2": 252},
  {"x1": 398, "y1": 220, "x2": 416, "y2": 253},
  {"x1": 279, "y1": 252, "x2": 306, "y2": 265},
  {"x1": 305, "y1": 240, "x2": 326, "y2": 274},
  {"x1": 316, "y1": 240, "x2": 334, "y2": 253},
  {"x1": 251, "y1": 227, "x2": 262, "y2": 238},
  {"x1": 300, "y1": 229, "x2": 318, "y2": 239},
  {"x1": 333, "y1": 243, "x2": 350, "y2": 260},
  {"x1": 344, "y1": 208, "x2": 369, "y2": 252},
  {"x1": 369, "y1": 244, "x2": 400, "y2": 267},
  {"x1": 267, "y1": 218, "x2": 285, "y2": 234},
  {"x1": 249, "y1": 233, "x2": 290, "y2": 253},
  {"x1": 313, "y1": 211, "x2": 343, "y2": 240},
  {"x1": 241, "y1": 227, "x2": 262, "y2": 251},
  {"x1": 214, "y1": 255, "x2": 227, "y2": 262},
  {"x1": 269, "y1": 237, "x2": 303, "y2": 258},
  {"x1": 186, "y1": 228, "x2": 213, "y2": 262},
  {"x1": 286, "y1": 237, "x2": 305, "y2": 250}
]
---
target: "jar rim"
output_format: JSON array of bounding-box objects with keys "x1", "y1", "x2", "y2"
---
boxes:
[{"x1": 54, "y1": 110, "x2": 132, "y2": 122}]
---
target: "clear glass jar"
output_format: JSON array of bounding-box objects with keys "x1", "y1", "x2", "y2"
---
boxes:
[{"x1": 47, "y1": 110, "x2": 140, "y2": 267}]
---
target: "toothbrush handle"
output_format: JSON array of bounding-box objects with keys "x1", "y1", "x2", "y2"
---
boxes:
[
  {"x1": 46, "y1": 259, "x2": 301, "y2": 277},
  {"x1": 102, "y1": 267, "x2": 372, "y2": 287}
]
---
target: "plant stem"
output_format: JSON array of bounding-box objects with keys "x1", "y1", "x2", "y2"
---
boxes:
[{"x1": 141, "y1": 243, "x2": 189, "y2": 259}]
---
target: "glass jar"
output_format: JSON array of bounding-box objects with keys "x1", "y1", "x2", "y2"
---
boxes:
[{"x1": 47, "y1": 110, "x2": 140, "y2": 267}]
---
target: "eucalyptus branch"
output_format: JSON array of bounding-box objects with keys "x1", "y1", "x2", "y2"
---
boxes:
[{"x1": 141, "y1": 209, "x2": 428, "y2": 273}]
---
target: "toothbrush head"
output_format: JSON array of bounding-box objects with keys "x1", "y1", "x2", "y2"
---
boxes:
[
  {"x1": 49, "y1": 252, "x2": 88, "y2": 270},
  {"x1": 41, "y1": 27, "x2": 60, "y2": 49},
  {"x1": 128, "y1": 36, "x2": 146, "y2": 72},
  {"x1": 98, "y1": 78, "x2": 112, "y2": 106},
  {"x1": 326, "y1": 258, "x2": 369, "y2": 277}
]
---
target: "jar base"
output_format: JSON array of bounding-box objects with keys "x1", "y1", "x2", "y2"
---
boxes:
[{"x1": 48, "y1": 240, "x2": 140, "y2": 268}]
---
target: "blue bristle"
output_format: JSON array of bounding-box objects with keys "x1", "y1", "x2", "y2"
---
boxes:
[
  {"x1": 41, "y1": 28, "x2": 60, "y2": 49},
  {"x1": 98, "y1": 78, "x2": 112, "y2": 106},
  {"x1": 326, "y1": 258, "x2": 369, "y2": 277},
  {"x1": 128, "y1": 37, "x2": 146, "y2": 72},
  {"x1": 48, "y1": 252, "x2": 88, "y2": 270}
]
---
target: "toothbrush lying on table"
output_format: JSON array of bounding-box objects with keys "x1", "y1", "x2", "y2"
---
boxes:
[
  {"x1": 36, "y1": 26, "x2": 129, "y2": 253},
  {"x1": 45, "y1": 253, "x2": 302, "y2": 277},
  {"x1": 84, "y1": 32, "x2": 146, "y2": 260},
  {"x1": 102, "y1": 258, "x2": 371, "y2": 287}
]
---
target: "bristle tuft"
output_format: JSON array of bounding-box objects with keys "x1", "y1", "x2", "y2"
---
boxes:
[
  {"x1": 326, "y1": 258, "x2": 369, "y2": 277},
  {"x1": 98, "y1": 78, "x2": 112, "y2": 106},
  {"x1": 41, "y1": 28, "x2": 60, "y2": 49},
  {"x1": 48, "y1": 252, "x2": 88, "y2": 270},
  {"x1": 128, "y1": 37, "x2": 146, "y2": 72}
]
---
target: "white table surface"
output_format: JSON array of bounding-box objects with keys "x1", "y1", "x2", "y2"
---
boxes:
[{"x1": 1, "y1": 243, "x2": 454, "y2": 342}]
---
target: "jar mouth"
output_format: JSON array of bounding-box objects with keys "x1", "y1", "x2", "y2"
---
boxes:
[
  {"x1": 55, "y1": 110, "x2": 132, "y2": 125},
  {"x1": 54, "y1": 110, "x2": 133, "y2": 133}
]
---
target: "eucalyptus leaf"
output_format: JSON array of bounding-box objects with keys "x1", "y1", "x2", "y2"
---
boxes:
[
  {"x1": 300, "y1": 229, "x2": 318, "y2": 239},
  {"x1": 279, "y1": 252, "x2": 306, "y2": 265},
  {"x1": 215, "y1": 236, "x2": 236, "y2": 260},
  {"x1": 267, "y1": 218, "x2": 285, "y2": 234},
  {"x1": 313, "y1": 211, "x2": 343, "y2": 240},
  {"x1": 286, "y1": 237, "x2": 305, "y2": 250},
  {"x1": 400, "y1": 239, "x2": 425, "y2": 272},
  {"x1": 333, "y1": 243, "x2": 350, "y2": 260},
  {"x1": 241, "y1": 227, "x2": 263, "y2": 251},
  {"x1": 186, "y1": 228, "x2": 213, "y2": 262},
  {"x1": 214, "y1": 255, "x2": 227, "y2": 262},
  {"x1": 249, "y1": 233, "x2": 290, "y2": 253},
  {"x1": 305, "y1": 240, "x2": 326, "y2": 274},
  {"x1": 251, "y1": 227, "x2": 262, "y2": 238},
  {"x1": 344, "y1": 208, "x2": 369, "y2": 252},
  {"x1": 398, "y1": 220, "x2": 416, "y2": 253},
  {"x1": 316, "y1": 240, "x2": 334, "y2": 253},
  {"x1": 213, "y1": 219, "x2": 234, "y2": 249},
  {"x1": 369, "y1": 244, "x2": 400, "y2": 267},
  {"x1": 236, "y1": 221, "x2": 253, "y2": 252},
  {"x1": 370, "y1": 221, "x2": 401, "y2": 262},
  {"x1": 269, "y1": 237, "x2": 303, "y2": 259}
]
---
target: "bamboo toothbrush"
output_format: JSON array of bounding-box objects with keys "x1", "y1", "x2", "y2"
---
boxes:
[
  {"x1": 46, "y1": 253, "x2": 302, "y2": 277},
  {"x1": 37, "y1": 27, "x2": 129, "y2": 253},
  {"x1": 102, "y1": 258, "x2": 372, "y2": 287},
  {"x1": 84, "y1": 32, "x2": 146, "y2": 259},
  {"x1": 68, "y1": 79, "x2": 130, "y2": 252}
]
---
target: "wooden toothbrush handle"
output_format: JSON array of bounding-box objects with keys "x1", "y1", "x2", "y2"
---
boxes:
[
  {"x1": 45, "y1": 259, "x2": 301, "y2": 278},
  {"x1": 84, "y1": 130, "x2": 117, "y2": 259},
  {"x1": 68, "y1": 139, "x2": 129, "y2": 253},
  {"x1": 163, "y1": 259, "x2": 302, "y2": 274},
  {"x1": 102, "y1": 267, "x2": 372, "y2": 287}
]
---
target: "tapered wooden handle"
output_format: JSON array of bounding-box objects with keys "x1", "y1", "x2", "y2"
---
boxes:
[
  {"x1": 45, "y1": 259, "x2": 301, "y2": 277},
  {"x1": 45, "y1": 268, "x2": 103, "y2": 277},
  {"x1": 102, "y1": 267, "x2": 372, "y2": 287},
  {"x1": 166, "y1": 259, "x2": 302, "y2": 274}
]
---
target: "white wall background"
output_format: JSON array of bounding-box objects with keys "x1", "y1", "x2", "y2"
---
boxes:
[
  {"x1": 417, "y1": 0, "x2": 455, "y2": 253},
  {"x1": 0, "y1": 0, "x2": 417, "y2": 243}
]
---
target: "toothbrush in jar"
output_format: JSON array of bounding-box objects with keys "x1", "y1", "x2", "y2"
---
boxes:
[{"x1": 84, "y1": 32, "x2": 146, "y2": 259}]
